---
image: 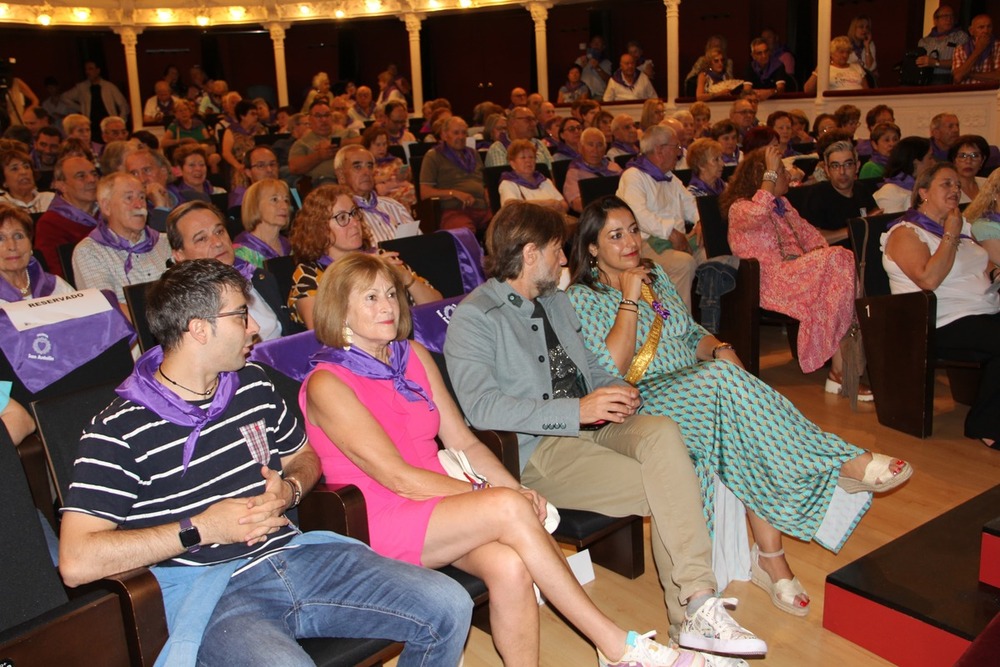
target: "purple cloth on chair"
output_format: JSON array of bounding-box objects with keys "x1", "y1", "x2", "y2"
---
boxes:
[
  {"x1": 411, "y1": 295, "x2": 465, "y2": 354},
  {"x1": 439, "y1": 228, "x2": 486, "y2": 293},
  {"x1": 248, "y1": 330, "x2": 322, "y2": 381},
  {"x1": 0, "y1": 289, "x2": 135, "y2": 392}
]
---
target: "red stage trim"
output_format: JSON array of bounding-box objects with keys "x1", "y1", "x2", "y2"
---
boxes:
[
  {"x1": 981, "y1": 528, "x2": 1000, "y2": 589},
  {"x1": 823, "y1": 582, "x2": 971, "y2": 666}
]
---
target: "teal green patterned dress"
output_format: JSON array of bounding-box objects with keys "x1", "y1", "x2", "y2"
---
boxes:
[{"x1": 566, "y1": 265, "x2": 870, "y2": 552}]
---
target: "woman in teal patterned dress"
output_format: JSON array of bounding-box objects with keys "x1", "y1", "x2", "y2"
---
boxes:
[{"x1": 565, "y1": 196, "x2": 913, "y2": 617}]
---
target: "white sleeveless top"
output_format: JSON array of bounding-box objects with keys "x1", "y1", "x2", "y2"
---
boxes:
[{"x1": 881, "y1": 220, "x2": 1000, "y2": 327}]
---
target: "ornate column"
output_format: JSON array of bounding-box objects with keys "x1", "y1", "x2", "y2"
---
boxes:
[
  {"x1": 664, "y1": 0, "x2": 680, "y2": 109},
  {"x1": 114, "y1": 26, "x2": 144, "y2": 130},
  {"x1": 267, "y1": 22, "x2": 291, "y2": 108},
  {"x1": 526, "y1": 3, "x2": 552, "y2": 100},
  {"x1": 402, "y1": 13, "x2": 425, "y2": 114},
  {"x1": 815, "y1": 0, "x2": 832, "y2": 111}
]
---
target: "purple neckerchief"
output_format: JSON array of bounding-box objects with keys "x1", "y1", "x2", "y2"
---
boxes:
[
  {"x1": 440, "y1": 228, "x2": 486, "y2": 292},
  {"x1": 88, "y1": 222, "x2": 160, "y2": 274},
  {"x1": 963, "y1": 36, "x2": 998, "y2": 69},
  {"x1": 611, "y1": 69, "x2": 638, "y2": 90},
  {"x1": 229, "y1": 120, "x2": 254, "y2": 137},
  {"x1": 46, "y1": 195, "x2": 100, "y2": 229},
  {"x1": 610, "y1": 140, "x2": 638, "y2": 155},
  {"x1": 929, "y1": 26, "x2": 962, "y2": 38},
  {"x1": 688, "y1": 175, "x2": 724, "y2": 196},
  {"x1": 375, "y1": 154, "x2": 397, "y2": 166},
  {"x1": 310, "y1": 340, "x2": 435, "y2": 408},
  {"x1": 555, "y1": 143, "x2": 581, "y2": 160},
  {"x1": 116, "y1": 346, "x2": 240, "y2": 473},
  {"x1": 626, "y1": 154, "x2": 672, "y2": 182},
  {"x1": 316, "y1": 255, "x2": 335, "y2": 270},
  {"x1": 706, "y1": 69, "x2": 727, "y2": 84},
  {"x1": 386, "y1": 127, "x2": 406, "y2": 145},
  {"x1": 377, "y1": 84, "x2": 401, "y2": 106},
  {"x1": 233, "y1": 230, "x2": 290, "y2": 261},
  {"x1": 571, "y1": 157, "x2": 618, "y2": 177},
  {"x1": 497, "y1": 133, "x2": 511, "y2": 149},
  {"x1": 562, "y1": 81, "x2": 586, "y2": 93},
  {"x1": 500, "y1": 170, "x2": 547, "y2": 189},
  {"x1": 889, "y1": 208, "x2": 973, "y2": 240},
  {"x1": 353, "y1": 102, "x2": 375, "y2": 119},
  {"x1": 435, "y1": 143, "x2": 478, "y2": 174},
  {"x1": 721, "y1": 150, "x2": 740, "y2": 165},
  {"x1": 752, "y1": 57, "x2": 783, "y2": 81},
  {"x1": 986, "y1": 212, "x2": 1000, "y2": 224},
  {"x1": 782, "y1": 145, "x2": 801, "y2": 158},
  {"x1": 0, "y1": 257, "x2": 57, "y2": 302},
  {"x1": 156, "y1": 97, "x2": 175, "y2": 114},
  {"x1": 882, "y1": 173, "x2": 915, "y2": 190},
  {"x1": 354, "y1": 192, "x2": 392, "y2": 227},
  {"x1": 168, "y1": 179, "x2": 213, "y2": 201},
  {"x1": 870, "y1": 152, "x2": 889, "y2": 167},
  {"x1": 232, "y1": 257, "x2": 256, "y2": 282},
  {"x1": 774, "y1": 196, "x2": 788, "y2": 217},
  {"x1": 851, "y1": 41, "x2": 867, "y2": 64}
]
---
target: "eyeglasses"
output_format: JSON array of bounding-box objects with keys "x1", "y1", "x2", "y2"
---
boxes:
[
  {"x1": 330, "y1": 207, "x2": 362, "y2": 227},
  {"x1": 563, "y1": 125, "x2": 582, "y2": 132},
  {"x1": 311, "y1": 112, "x2": 332, "y2": 119},
  {"x1": 212, "y1": 305, "x2": 249, "y2": 327},
  {"x1": 827, "y1": 160, "x2": 857, "y2": 172},
  {"x1": 250, "y1": 161, "x2": 279, "y2": 170},
  {"x1": 956, "y1": 152, "x2": 983, "y2": 161}
]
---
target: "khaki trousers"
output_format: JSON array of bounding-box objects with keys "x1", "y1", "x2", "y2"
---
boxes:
[{"x1": 521, "y1": 414, "x2": 717, "y2": 631}]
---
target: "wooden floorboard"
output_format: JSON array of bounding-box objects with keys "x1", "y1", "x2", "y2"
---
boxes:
[{"x1": 394, "y1": 325, "x2": 1000, "y2": 666}]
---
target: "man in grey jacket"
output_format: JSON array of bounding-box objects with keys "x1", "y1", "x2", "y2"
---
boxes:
[{"x1": 444, "y1": 201, "x2": 766, "y2": 660}]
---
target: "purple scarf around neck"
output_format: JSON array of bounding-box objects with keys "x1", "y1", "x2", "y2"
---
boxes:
[
  {"x1": 353, "y1": 102, "x2": 374, "y2": 119},
  {"x1": 610, "y1": 140, "x2": 638, "y2": 155},
  {"x1": 571, "y1": 157, "x2": 618, "y2": 177},
  {"x1": 889, "y1": 208, "x2": 972, "y2": 239},
  {"x1": 963, "y1": 36, "x2": 998, "y2": 69},
  {"x1": 870, "y1": 152, "x2": 889, "y2": 167},
  {"x1": 232, "y1": 257, "x2": 257, "y2": 282},
  {"x1": 773, "y1": 196, "x2": 788, "y2": 218},
  {"x1": 375, "y1": 154, "x2": 397, "y2": 166},
  {"x1": 752, "y1": 57, "x2": 783, "y2": 81},
  {"x1": 883, "y1": 172, "x2": 915, "y2": 190},
  {"x1": 0, "y1": 257, "x2": 57, "y2": 302},
  {"x1": 234, "y1": 230, "x2": 290, "y2": 261},
  {"x1": 500, "y1": 170, "x2": 547, "y2": 189},
  {"x1": 88, "y1": 222, "x2": 159, "y2": 274},
  {"x1": 626, "y1": 154, "x2": 672, "y2": 182},
  {"x1": 168, "y1": 179, "x2": 213, "y2": 202},
  {"x1": 929, "y1": 26, "x2": 961, "y2": 38},
  {"x1": 116, "y1": 346, "x2": 240, "y2": 473},
  {"x1": 46, "y1": 195, "x2": 100, "y2": 229},
  {"x1": 611, "y1": 69, "x2": 638, "y2": 90},
  {"x1": 316, "y1": 255, "x2": 335, "y2": 270},
  {"x1": 851, "y1": 40, "x2": 867, "y2": 64},
  {"x1": 688, "y1": 175, "x2": 724, "y2": 196},
  {"x1": 706, "y1": 69, "x2": 727, "y2": 84},
  {"x1": 310, "y1": 339, "x2": 435, "y2": 408},
  {"x1": 435, "y1": 142, "x2": 478, "y2": 174},
  {"x1": 563, "y1": 80, "x2": 585, "y2": 93},
  {"x1": 721, "y1": 150, "x2": 740, "y2": 166},
  {"x1": 354, "y1": 192, "x2": 392, "y2": 227}
]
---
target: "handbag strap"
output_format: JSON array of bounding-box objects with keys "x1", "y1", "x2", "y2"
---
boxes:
[{"x1": 624, "y1": 283, "x2": 664, "y2": 385}]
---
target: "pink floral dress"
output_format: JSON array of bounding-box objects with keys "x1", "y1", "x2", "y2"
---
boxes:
[{"x1": 727, "y1": 189, "x2": 856, "y2": 372}]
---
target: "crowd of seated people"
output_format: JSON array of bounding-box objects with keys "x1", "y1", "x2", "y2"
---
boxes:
[{"x1": 13, "y1": 17, "x2": 1000, "y2": 662}]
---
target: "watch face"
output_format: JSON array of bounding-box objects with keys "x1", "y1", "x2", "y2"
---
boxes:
[{"x1": 179, "y1": 520, "x2": 201, "y2": 550}]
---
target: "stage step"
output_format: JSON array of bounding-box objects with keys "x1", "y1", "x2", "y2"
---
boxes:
[{"x1": 823, "y1": 484, "x2": 1000, "y2": 667}]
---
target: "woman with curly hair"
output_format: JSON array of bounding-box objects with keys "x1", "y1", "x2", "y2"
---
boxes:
[
  {"x1": 288, "y1": 185, "x2": 440, "y2": 328},
  {"x1": 721, "y1": 146, "x2": 867, "y2": 397}
]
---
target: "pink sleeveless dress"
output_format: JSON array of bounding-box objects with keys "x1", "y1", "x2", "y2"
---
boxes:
[{"x1": 300, "y1": 354, "x2": 446, "y2": 566}]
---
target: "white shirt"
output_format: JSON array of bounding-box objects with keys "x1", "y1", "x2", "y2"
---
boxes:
[
  {"x1": 882, "y1": 220, "x2": 1000, "y2": 327},
  {"x1": 603, "y1": 72, "x2": 657, "y2": 102},
  {"x1": 0, "y1": 190, "x2": 54, "y2": 214},
  {"x1": 616, "y1": 167, "x2": 699, "y2": 240},
  {"x1": 498, "y1": 178, "x2": 566, "y2": 207},
  {"x1": 143, "y1": 95, "x2": 184, "y2": 122},
  {"x1": 873, "y1": 182, "x2": 913, "y2": 215},
  {"x1": 247, "y1": 284, "x2": 281, "y2": 342},
  {"x1": 355, "y1": 193, "x2": 421, "y2": 245}
]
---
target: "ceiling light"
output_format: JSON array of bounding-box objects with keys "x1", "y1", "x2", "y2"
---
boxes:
[
  {"x1": 72, "y1": 7, "x2": 91, "y2": 19},
  {"x1": 156, "y1": 8, "x2": 175, "y2": 21},
  {"x1": 0, "y1": 4, "x2": 12, "y2": 17},
  {"x1": 365, "y1": 0, "x2": 381, "y2": 12},
  {"x1": 427, "y1": 0, "x2": 440, "y2": 7},
  {"x1": 459, "y1": 0, "x2": 472, "y2": 7},
  {"x1": 229, "y1": 6, "x2": 246, "y2": 19},
  {"x1": 298, "y1": 4, "x2": 311, "y2": 15},
  {"x1": 334, "y1": 8, "x2": 345, "y2": 18},
  {"x1": 196, "y1": 14, "x2": 210, "y2": 26},
  {"x1": 37, "y1": 12, "x2": 51, "y2": 25}
]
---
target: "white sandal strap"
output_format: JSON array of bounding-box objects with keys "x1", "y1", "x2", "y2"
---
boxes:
[{"x1": 754, "y1": 545, "x2": 785, "y2": 559}]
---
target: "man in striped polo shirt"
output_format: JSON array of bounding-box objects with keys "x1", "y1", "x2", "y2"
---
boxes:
[{"x1": 58, "y1": 259, "x2": 472, "y2": 665}]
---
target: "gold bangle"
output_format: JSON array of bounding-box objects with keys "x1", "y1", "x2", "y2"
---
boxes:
[{"x1": 712, "y1": 342, "x2": 735, "y2": 359}]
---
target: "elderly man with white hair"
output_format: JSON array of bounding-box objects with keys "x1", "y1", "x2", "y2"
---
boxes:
[
  {"x1": 143, "y1": 80, "x2": 183, "y2": 125},
  {"x1": 100, "y1": 116, "x2": 130, "y2": 145},
  {"x1": 122, "y1": 144, "x2": 182, "y2": 231},
  {"x1": 606, "y1": 114, "x2": 640, "y2": 158},
  {"x1": 71, "y1": 171, "x2": 172, "y2": 313},
  {"x1": 616, "y1": 124, "x2": 704, "y2": 308}
]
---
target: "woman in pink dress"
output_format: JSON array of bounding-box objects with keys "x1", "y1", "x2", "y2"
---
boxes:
[
  {"x1": 300, "y1": 253, "x2": 713, "y2": 667},
  {"x1": 721, "y1": 145, "x2": 867, "y2": 397}
]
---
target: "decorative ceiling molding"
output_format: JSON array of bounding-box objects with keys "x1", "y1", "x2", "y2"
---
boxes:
[{"x1": 0, "y1": 0, "x2": 561, "y2": 28}]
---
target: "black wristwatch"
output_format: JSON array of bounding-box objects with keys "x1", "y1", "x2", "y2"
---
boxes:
[{"x1": 179, "y1": 517, "x2": 202, "y2": 553}]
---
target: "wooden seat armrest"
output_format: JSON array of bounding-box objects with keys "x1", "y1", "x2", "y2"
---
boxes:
[
  {"x1": 298, "y1": 483, "x2": 370, "y2": 545},
  {"x1": 96, "y1": 568, "x2": 168, "y2": 667},
  {"x1": 15, "y1": 433, "x2": 57, "y2": 528},
  {"x1": 471, "y1": 429, "x2": 521, "y2": 481}
]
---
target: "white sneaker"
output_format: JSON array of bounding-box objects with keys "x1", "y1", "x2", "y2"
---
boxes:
[
  {"x1": 598, "y1": 630, "x2": 706, "y2": 667},
  {"x1": 678, "y1": 597, "x2": 767, "y2": 656},
  {"x1": 702, "y1": 655, "x2": 749, "y2": 667}
]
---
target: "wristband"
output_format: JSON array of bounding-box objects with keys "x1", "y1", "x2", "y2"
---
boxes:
[
  {"x1": 283, "y1": 476, "x2": 303, "y2": 508},
  {"x1": 762, "y1": 170, "x2": 778, "y2": 183},
  {"x1": 712, "y1": 342, "x2": 735, "y2": 359},
  {"x1": 620, "y1": 299, "x2": 639, "y2": 308}
]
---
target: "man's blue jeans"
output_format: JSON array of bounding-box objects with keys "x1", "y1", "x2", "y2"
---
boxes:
[{"x1": 195, "y1": 541, "x2": 472, "y2": 666}]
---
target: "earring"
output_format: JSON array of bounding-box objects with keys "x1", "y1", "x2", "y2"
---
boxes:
[{"x1": 342, "y1": 323, "x2": 353, "y2": 350}]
